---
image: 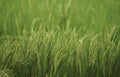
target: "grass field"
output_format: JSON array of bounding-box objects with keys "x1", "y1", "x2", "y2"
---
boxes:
[{"x1": 0, "y1": 0, "x2": 120, "y2": 77}]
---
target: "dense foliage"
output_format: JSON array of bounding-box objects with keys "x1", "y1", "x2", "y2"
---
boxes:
[{"x1": 0, "y1": 0, "x2": 120, "y2": 77}]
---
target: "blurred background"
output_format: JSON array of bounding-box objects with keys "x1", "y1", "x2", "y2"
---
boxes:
[{"x1": 0, "y1": 0, "x2": 120, "y2": 36}]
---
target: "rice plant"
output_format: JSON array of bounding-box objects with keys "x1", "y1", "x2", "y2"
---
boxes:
[{"x1": 0, "y1": 0, "x2": 120, "y2": 77}]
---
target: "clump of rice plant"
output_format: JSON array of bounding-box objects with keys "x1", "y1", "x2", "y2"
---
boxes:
[{"x1": 0, "y1": 26, "x2": 120, "y2": 77}]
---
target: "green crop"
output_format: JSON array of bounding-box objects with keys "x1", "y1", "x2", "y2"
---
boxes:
[{"x1": 0, "y1": 0, "x2": 120, "y2": 77}]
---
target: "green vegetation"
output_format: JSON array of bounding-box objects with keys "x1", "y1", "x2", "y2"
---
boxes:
[{"x1": 0, "y1": 0, "x2": 120, "y2": 77}]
